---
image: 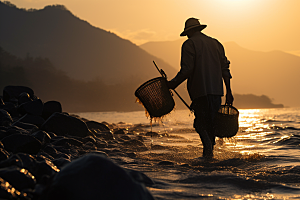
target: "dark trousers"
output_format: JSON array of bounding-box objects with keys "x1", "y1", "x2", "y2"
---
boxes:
[{"x1": 191, "y1": 95, "x2": 221, "y2": 152}]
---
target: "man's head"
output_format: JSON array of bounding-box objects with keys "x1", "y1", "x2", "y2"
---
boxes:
[{"x1": 180, "y1": 18, "x2": 206, "y2": 37}]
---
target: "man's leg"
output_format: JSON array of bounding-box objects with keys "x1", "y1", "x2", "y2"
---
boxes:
[
  {"x1": 207, "y1": 95, "x2": 222, "y2": 150},
  {"x1": 191, "y1": 96, "x2": 213, "y2": 158}
]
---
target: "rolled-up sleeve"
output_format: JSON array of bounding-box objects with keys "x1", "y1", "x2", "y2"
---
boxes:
[{"x1": 169, "y1": 39, "x2": 195, "y2": 88}]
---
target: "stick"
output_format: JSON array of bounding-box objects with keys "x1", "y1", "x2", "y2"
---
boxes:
[{"x1": 152, "y1": 61, "x2": 193, "y2": 112}]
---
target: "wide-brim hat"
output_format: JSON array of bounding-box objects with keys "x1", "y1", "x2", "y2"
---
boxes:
[{"x1": 180, "y1": 18, "x2": 207, "y2": 36}]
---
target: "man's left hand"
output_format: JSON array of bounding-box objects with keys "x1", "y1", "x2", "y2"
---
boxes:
[{"x1": 226, "y1": 92, "x2": 234, "y2": 105}]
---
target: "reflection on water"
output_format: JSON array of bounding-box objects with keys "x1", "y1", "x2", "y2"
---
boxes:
[{"x1": 77, "y1": 107, "x2": 300, "y2": 199}]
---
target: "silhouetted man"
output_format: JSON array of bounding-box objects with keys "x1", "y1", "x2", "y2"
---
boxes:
[{"x1": 168, "y1": 18, "x2": 233, "y2": 158}]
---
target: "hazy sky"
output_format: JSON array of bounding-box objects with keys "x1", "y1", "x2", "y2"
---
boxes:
[{"x1": 7, "y1": 0, "x2": 300, "y2": 54}]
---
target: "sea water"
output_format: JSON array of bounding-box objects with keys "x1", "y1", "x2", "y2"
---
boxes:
[{"x1": 76, "y1": 107, "x2": 300, "y2": 199}]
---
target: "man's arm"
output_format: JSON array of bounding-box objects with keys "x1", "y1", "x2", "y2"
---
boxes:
[
  {"x1": 167, "y1": 39, "x2": 195, "y2": 89},
  {"x1": 223, "y1": 76, "x2": 234, "y2": 105}
]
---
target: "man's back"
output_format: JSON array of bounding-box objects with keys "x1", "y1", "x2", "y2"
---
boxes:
[{"x1": 184, "y1": 32, "x2": 226, "y2": 100}]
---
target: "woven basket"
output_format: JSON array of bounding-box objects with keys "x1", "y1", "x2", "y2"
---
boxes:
[
  {"x1": 135, "y1": 77, "x2": 175, "y2": 118},
  {"x1": 214, "y1": 105, "x2": 239, "y2": 138}
]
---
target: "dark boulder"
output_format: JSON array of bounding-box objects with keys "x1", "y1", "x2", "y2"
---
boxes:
[
  {"x1": 32, "y1": 130, "x2": 51, "y2": 145},
  {"x1": 114, "y1": 128, "x2": 126, "y2": 135},
  {"x1": 0, "y1": 166, "x2": 36, "y2": 191},
  {"x1": 95, "y1": 131, "x2": 115, "y2": 140},
  {"x1": 33, "y1": 159, "x2": 60, "y2": 183},
  {"x1": 52, "y1": 158, "x2": 71, "y2": 169},
  {"x1": 42, "y1": 101, "x2": 62, "y2": 120},
  {"x1": 3, "y1": 85, "x2": 34, "y2": 102},
  {"x1": 7, "y1": 125, "x2": 30, "y2": 135},
  {"x1": 82, "y1": 135, "x2": 97, "y2": 144},
  {"x1": 51, "y1": 138, "x2": 83, "y2": 147},
  {"x1": 0, "y1": 102, "x2": 18, "y2": 117},
  {"x1": 11, "y1": 121, "x2": 39, "y2": 133},
  {"x1": 86, "y1": 121, "x2": 110, "y2": 131},
  {"x1": 17, "y1": 114, "x2": 45, "y2": 128},
  {"x1": 0, "y1": 148, "x2": 10, "y2": 162},
  {"x1": 1, "y1": 133, "x2": 42, "y2": 154},
  {"x1": 41, "y1": 154, "x2": 154, "y2": 200},
  {"x1": 0, "y1": 109, "x2": 13, "y2": 127},
  {"x1": 18, "y1": 92, "x2": 32, "y2": 105},
  {"x1": 123, "y1": 139, "x2": 146, "y2": 147},
  {"x1": 41, "y1": 112, "x2": 90, "y2": 138},
  {"x1": 0, "y1": 98, "x2": 4, "y2": 106},
  {"x1": 125, "y1": 169, "x2": 154, "y2": 187},
  {"x1": 18, "y1": 99, "x2": 44, "y2": 116},
  {"x1": 0, "y1": 129, "x2": 10, "y2": 140}
]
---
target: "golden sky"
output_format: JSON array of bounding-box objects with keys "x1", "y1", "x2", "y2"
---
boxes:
[{"x1": 7, "y1": 0, "x2": 300, "y2": 54}]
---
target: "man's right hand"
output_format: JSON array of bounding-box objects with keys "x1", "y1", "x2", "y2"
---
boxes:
[{"x1": 167, "y1": 81, "x2": 177, "y2": 90}]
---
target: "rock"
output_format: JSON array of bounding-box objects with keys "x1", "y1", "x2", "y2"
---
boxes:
[
  {"x1": 11, "y1": 121, "x2": 39, "y2": 133},
  {"x1": 43, "y1": 145, "x2": 59, "y2": 158},
  {"x1": 125, "y1": 169, "x2": 154, "y2": 187},
  {"x1": 114, "y1": 128, "x2": 126, "y2": 135},
  {"x1": 158, "y1": 160, "x2": 175, "y2": 166},
  {"x1": 17, "y1": 114, "x2": 45, "y2": 128},
  {"x1": 123, "y1": 139, "x2": 146, "y2": 147},
  {"x1": 18, "y1": 99, "x2": 44, "y2": 116},
  {"x1": 0, "y1": 148, "x2": 10, "y2": 162},
  {"x1": 7, "y1": 125, "x2": 30, "y2": 135},
  {"x1": 145, "y1": 132, "x2": 159, "y2": 137},
  {"x1": 1, "y1": 133, "x2": 42, "y2": 154},
  {"x1": 95, "y1": 131, "x2": 115, "y2": 140},
  {"x1": 82, "y1": 135, "x2": 97, "y2": 144},
  {"x1": 85, "y1": 121, "x2": 110, "y2": 131},
  {"x1": 0, "y1": 166, "x2": 36, "y2": 191},
  {"x1": 32, "y1": 130, "x2": 51, "y2": 145},
  {"x1": 0, "y1": 109, "x2": 13, "y2": 127},
  {"x1": 41, "y1": 154, "x2": 154, "y2": 200},
  {"x1": 82, "y1": 142, "x2": 97, "y2": 150},
  {"x1": 0, "y1": 102, "x2": 18, "y2": 117},
  {"x1": 42, "y1": 101, "x2": 62, "y2": 120},
  {"x1": 151, "y1": 144, "x2": 166, "y2": 150},
  {"x1": 52, "y1": 158, "x2": 71, "y2": 169},
  {"x1": 41, "y1": 112, "x2": 90, "y2": 138},
  {"x1": 96, "y1": 140, "x2": 108, "y2": 148},
  {"x1": 3, "y1": 85, "x2": 34, "y2": 102},
  {"x1": 120, "y1": 135, "x2": 131, "y2": 140},
  {"x1": 51, "y1": 138, "x2": 83, "y2": 147},
  {"x1": 18, "y1": 92, "x2": 32, "y2": 105},
  {"x1": 34, "y1": 158, "x2": 60, "y2": 182},
  {"x1": 0, "y1": 130, "x2": 10, "y2": 141},
  {"x1": 0, "y1": 98, "x2": 4, "y2": 106}
]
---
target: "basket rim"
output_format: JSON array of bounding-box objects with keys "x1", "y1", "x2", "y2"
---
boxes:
[
  {"x1": 134, "y1": 76, "x2": 167, "y2": 96},
  {"x1": 219, "y1": 104, "x2": 239, "y2": 113}
]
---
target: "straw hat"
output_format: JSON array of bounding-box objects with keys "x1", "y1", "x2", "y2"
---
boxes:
[{"x1": 180, "y1": 18, "x2": 207, "y2": 36}]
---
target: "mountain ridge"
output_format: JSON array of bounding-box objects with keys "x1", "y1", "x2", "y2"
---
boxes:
[{"x1": 0, "y1": 1, "x2": 176, "y2": 83}]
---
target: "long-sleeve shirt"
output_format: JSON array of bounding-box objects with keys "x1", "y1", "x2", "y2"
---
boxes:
[{"x1": 169, "y1": 32, "x2": 232, "y2": 101}]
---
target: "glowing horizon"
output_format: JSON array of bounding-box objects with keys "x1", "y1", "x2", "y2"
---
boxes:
[{"x1": 5, "y1": 0, "x2": 300, "y2": 53}]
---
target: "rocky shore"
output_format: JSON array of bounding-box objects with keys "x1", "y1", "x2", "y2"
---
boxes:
[{"x1": 0, "y1": 85, "x2": 156, "y2": 200}]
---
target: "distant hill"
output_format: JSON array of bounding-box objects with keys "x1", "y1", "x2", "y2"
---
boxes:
[
  {"x1": 140, "y1": 39, "x2": 185, "y2": 68},
  {"x1": 140, "y1": 39, "x2": 300, "y2": 107},
  {"x1": 0, "y1": 2, "x2": 176, "y2": 83},
  {"x1": 0, "y1": 46, "x2": 283, "y2": 111},
  {"x1": 0, "y1": 46, "x2": 146, "y2": 112}
]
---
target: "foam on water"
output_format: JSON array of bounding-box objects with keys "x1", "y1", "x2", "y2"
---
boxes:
[{"x1": 76, "y1": 107, "x2": 300, "y2": 199}]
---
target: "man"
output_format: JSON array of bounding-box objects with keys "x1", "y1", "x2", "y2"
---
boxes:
[{"x1": 167, "y1": 18, "x2": 234, "y2": 158}]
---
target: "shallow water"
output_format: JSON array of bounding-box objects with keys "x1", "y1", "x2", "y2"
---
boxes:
[{"x1": 77, "y1": 107, "x2": 300, "y2": 199}]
